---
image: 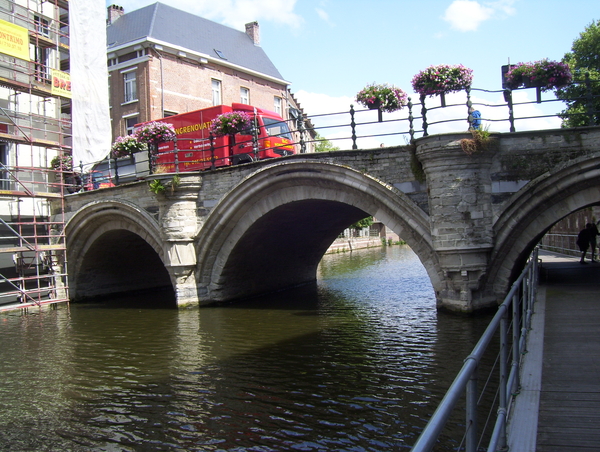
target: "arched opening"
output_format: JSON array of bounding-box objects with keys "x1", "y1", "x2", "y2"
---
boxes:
[
  {"x1": 488, "y1": 156, "x2": 600, "y2": 298},
  {"x1": 73, "y1": 229, "x2": 175, "y2": 305},
  {"x1": 196, "y1": 161, "x2": 441, "y2": 304},
  {"x1": 65, "y1": 200, "x2": 175, "y2": 307},
  {"x1": 213, "y1": 199, "x2": 372, "y2": 300}
]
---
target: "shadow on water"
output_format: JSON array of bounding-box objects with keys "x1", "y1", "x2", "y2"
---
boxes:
[{"x1": 0, "y1": 245, "x2": 497, "y2": 451}]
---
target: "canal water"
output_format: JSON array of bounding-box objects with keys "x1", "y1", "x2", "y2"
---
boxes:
[{"x1": 0, "y1": 246, "x2": 495, "y2": 451}]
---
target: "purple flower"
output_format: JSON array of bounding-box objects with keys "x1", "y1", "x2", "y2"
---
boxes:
[
  {"x1": 356, "y1": 83, "x2": 408, "y2": 112},
  {"x1": 411, "y1": 64, "x2": 473, "y2": 97}
]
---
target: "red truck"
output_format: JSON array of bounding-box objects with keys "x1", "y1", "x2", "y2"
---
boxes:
[{"x1": 139, "y1": 103, "x2": 295, "y2": 172}]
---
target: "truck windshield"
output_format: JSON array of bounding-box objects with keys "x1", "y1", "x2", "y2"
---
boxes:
[{"x1": 262, "y1": 117, "x2": 292, "y2": 140}]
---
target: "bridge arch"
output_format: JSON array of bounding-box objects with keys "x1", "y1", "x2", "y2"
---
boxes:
[
  {"x1": 195, "y1": 160, "x2": 441, "y2": 303},
  {"x1": 65, "y1": 200, "x2": 173, "y2": 301},
  {"x1": 489, "y1": 154, "x2": 600, "y2": 295}
]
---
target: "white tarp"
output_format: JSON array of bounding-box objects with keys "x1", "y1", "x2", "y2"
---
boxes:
[{"x1": 70, "y1": 0, "x2": 111, "y2": 169}]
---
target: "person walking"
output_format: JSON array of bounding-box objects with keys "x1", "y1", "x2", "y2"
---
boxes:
[{"x1": 577, "y1": 223, "x2": 595, "y2": 264}]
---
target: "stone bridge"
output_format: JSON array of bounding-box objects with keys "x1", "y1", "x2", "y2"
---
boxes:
[{"x1": 61, "y1": 126, "x2": 600, "y2": 313}]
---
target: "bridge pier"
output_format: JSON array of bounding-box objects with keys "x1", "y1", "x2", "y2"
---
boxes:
[
  {"x1": 157, "y1": 175, "x2": 202, "y2": 307},
  {"x1": 417, "y1": 134, "x2": 497, "y2": 312}
]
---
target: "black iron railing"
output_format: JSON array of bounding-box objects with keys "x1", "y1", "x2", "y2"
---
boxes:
[{"x1": 74, "y1": 78, "x2": 600, "y2": 190}]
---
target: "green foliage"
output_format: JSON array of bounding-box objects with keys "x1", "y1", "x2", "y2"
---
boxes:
[
  {"x1": 149, "y1": 175, "x2": 180, "y2": 195},
  {"x1": 460, "y1": 125, "x2": 497, "y2": 154},
  {"x1": 350, "y1": 216, "x2": 373, "y2": 231},
  {"x1": 148, "y1": 179, "x2": 166, "y2": 195},
  {"x1": 557, "y1": 20, "x2": 600, "y2": 127},
  {"x1": 50, "y1": 154, "x2": 73, "y2": 171},
  {"x1": 408, "y1": 143, "x2": 426, "y2": 183},
  {"x1": 314, "y1": 132, "x2": 340, "y2": 152}
]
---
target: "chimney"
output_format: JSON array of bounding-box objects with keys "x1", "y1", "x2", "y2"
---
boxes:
[
  {"x1": 107, "y1": 5, "x2": 124, "y2": 25},
  {"x1": 245, "y1": 21, "x2": 260, "y2": 46}
]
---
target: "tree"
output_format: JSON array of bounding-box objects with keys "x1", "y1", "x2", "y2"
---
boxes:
[
  {"x1": 314, "y1": 132, "x2": 340, "y2": 152},
  {"x1": 557, "y1": 20, "x2": 600, "y2": 127},
  {"x1": 350, "y1": 216, "x2": 373, "y2": 234}
]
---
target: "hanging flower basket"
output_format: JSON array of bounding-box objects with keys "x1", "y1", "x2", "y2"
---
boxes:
[
  {"x1": 111, "y1": 135, "x2": 147, "y2": 159},
  {"x1": 209, "y1": 111, "x2": 253, "y2": 137},
  {"x1": 504, "y1": 60, "x2": 572, "y2": 92},
  {"x1": 411, "y1": 64, "x2": 474, "y2": 97},
  {"x1": 50, "y1": 154, "x2": 73, "y2": 172},
  {"x1": 134, "y1": 121, "x2": 176, "y2": 145},
  {"x1": 355, "y1": 83, "x2": 408, "y2": 113}
]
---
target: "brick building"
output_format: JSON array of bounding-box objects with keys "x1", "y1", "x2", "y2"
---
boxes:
[{"x1": 106, "y1": 2, "x2": 312, "y2": 150}]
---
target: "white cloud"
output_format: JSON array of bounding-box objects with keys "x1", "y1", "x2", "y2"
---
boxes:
[
  {"x1": 443, "y1": 0, "x2": 494, "y2": 32},
  {"x1": 442, "y1": 0, "x2": 516, "y2": 32},
  {"x1": 316, "y1": 7, "x2": 334, "y2": 26}
]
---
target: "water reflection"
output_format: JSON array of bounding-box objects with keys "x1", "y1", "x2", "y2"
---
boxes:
[{"x1": 0, "y1": 246, "x2": 493, "y2": 451}]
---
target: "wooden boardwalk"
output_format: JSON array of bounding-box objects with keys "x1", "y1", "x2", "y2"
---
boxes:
[{"x1": 509, "y1": 251, "x2": 600, "y2": 451}]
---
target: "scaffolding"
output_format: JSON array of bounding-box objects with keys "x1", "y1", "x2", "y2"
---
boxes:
[{"x1": 0, "y1": 0, "x2": 70, "y2": 311}]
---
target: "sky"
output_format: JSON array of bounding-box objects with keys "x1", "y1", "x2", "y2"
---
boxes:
[{"x1": 104, "y1": 0, "x2": 600, "y2": 147}]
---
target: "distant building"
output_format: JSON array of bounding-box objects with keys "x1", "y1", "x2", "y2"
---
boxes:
[{"x1": 106, "y1": 2, "x2": 314, "y2": 151}]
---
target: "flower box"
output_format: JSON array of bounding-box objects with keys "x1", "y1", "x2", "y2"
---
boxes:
[
  {"x1": 111, "y1": 135, "x2": 147, "y2": 158},
  {"x1": 134, "y1": 121, "x2": 177, "y2": 145},
  {"x1": 356, "y1": 83, "x2": 408, "y2": 113},
  {"x1": 411, "y1": 64, "x2": 473, "y2": 98},
  {"x1": 209, "y1": 111, "x2": 252, "y2": 137},
  {"x1": 504, "y1": 60, "x2": 572, "y2": 92}
]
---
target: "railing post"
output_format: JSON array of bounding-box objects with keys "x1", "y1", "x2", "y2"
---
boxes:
[
  {"x1": 210, "y1": 133, "x2": 216, "y2": 170},
  {"x1": 350, "y1": 104, "x2": 357, "y2": 150},
  {"x1": 297, "y1": 115, "x2": 306, "y2": 154},
  {"x1": 252, "y1": 111, "x2": 260, "y2": 160},
  {"x1": 466, "y1": 87, "x2": 473, "y2": 129},
  {"x1": 113, "y1": 156, "x2": 119, "y2": 185},
  {"x1": 408, "y1": 97, "x2": 414, "y2": 142},
  {"x1": 497, "y1": 309, "x2": 509, "y2": 450},
  {"x1": 504, "y1": 89, "x2": 515, "y2": 133},
  {"x1": 466, "y1": 366, "x2": 478, "y2": 452},
  {"x1": 173, "y1": 137, "x2": 179, "y2": 173},
  {"x1": 420, "y1": 95, "x2": 428, "y2": 137},
  {"x1": 512, "y1": 291, "x2": 521, "y2": 394}
]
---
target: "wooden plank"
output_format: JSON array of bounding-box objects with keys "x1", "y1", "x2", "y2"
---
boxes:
[{"x1": 535, "y1": 254, "x2": 600, "y2": 451}]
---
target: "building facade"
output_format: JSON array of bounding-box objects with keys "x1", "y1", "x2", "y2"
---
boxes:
[
  {"x1": 0, "y1": 0, "x2": 71, "y2": 309},
  {"x1": 106, "y1": 3, "x2": 312, "y2": 150}
]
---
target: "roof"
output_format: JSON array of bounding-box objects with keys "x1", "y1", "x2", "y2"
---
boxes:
[{"x1": 106, "y1": 2, "x2": 286, "y2": 83}]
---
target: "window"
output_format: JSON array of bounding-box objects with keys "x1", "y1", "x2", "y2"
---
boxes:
[
  {"x1": 240, "y1": 87, "x2": 250, "y2": 104},
  {"x1": 34, "y1": 15, "x2": 50, "y2": 37},
  {"x1": 212, "y1": 79, "x2": 221, "y2": 106},
  {"x1": 274, "y1": 97, "x2": 282, "y2": 115},
  {"x1": 123, "y1": 71, "x2": 137, "y2": 103},
  {"x1": 125, "y1": 116, "x2": 138, "y2": 135},
  {"x1": 34, "y1": 46, "x2": 49, "y2": 82},
  {"x1": 0, "y1": 144, "x2": 9, "y2": 190}
]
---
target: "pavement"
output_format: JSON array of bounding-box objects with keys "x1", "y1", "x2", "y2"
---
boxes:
[{"x1": 508, "y1": 249, "x2": 600, "y2": 452}]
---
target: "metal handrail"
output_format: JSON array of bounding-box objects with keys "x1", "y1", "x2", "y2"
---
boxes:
[{"x1": 410, "y1": 247, "x2": 539, "y2": 452}]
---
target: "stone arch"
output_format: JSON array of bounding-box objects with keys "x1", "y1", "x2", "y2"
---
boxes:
[
  {"x1": 195, "y1": 160, "x2": 440, "y2": 303},
  {"x1": 488, "y1": 155, "x2": 600, "y2": 297},
  {"x1": 65, "y1": 200, "x2": 172, "y2": 301}
]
